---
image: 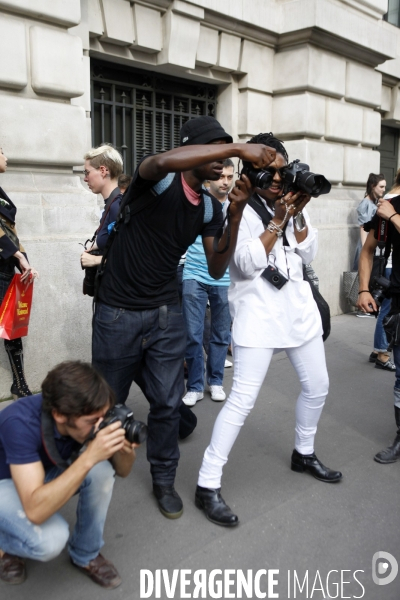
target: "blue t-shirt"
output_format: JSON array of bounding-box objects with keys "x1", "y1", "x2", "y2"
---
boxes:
[
  {"x1": 0, "y1": 394, "x2": 80, "y2": 480},
  {"x1": 183, "y1": 235, "x2": 230, "y2": 286}
]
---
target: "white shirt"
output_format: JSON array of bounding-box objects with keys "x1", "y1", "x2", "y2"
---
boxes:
[{"x1": 228, "y1": 200, "x2": 322, "y2": 348}]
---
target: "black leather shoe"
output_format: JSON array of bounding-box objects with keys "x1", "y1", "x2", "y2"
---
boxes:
[
  {"x1": 195, "y1": 485, "x2": 239, "y2": 527},
  {"x1": 153, "y1": 484, "x2": 183, "y2": 519},
  {"x1": 369, "y1": 351, "x2": 378, "y2": 363},
  {"x1": 291, "y1": 449, "x2": 342, "y2": 483}
]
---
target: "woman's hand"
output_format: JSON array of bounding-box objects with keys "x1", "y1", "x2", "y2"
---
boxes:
[
  {"x1": 81, "y1": 251, "x2": 102, "y2": 268},
  {"x1": 13, "y1": 251, "x2": 38, "y2": 284},
  {"x1": 273, "y1": 191, "x2": 311, "y2": 226}
]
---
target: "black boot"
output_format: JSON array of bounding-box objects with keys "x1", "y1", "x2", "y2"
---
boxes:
[
  {"x1": 291, "y1": 449, "x2": 343, "y2": 482},
  {"x1": 374, "y1": 406, "x2": 400, "y2": 464},
  {"x1": 195, "y1": 485, "x2": 239, "y2": 527},
  {"x1": 4, "y1": 338, "x2": 32, "y2": 399}
]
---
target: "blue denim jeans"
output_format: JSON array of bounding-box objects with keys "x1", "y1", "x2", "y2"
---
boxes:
[
  {"x1": 0, "y1": 460, "x2": 115, "y2": 566},
  {"x1": 92, "y1": 302, "x2": 186, "y2": 485},
  {"x1": 373, "y1": 268, "x2": 392, "y2": 352},
  {"x1": 182, "y1": 279, "x2": 231, "y2": 392}
]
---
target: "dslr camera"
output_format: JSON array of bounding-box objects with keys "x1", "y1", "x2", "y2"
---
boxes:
[
  {"x1": 241, "y1": 159, "x2": 331, "y2": 198},
  {"x1": 98, "y1": 404, "x2": 148, "y2": 444},
  {"x1": 369, "y1": 275, "x2": 391, "y2": 314},
  {"x1": 82, "y1": 248, "x2": 102, "y2": 297}
]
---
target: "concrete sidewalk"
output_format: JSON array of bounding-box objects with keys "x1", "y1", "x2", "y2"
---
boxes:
[{"x1": 2, "y1": 313, "x2": 400, "y2": 599}]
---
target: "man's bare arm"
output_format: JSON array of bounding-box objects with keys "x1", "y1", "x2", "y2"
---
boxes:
[
  {"x1": 357, "y1": 229, "x2": 378, "y2": 313},
  {"x1": 10, "y1": 422, "x2": 126, "y2": 525},
  {"x1": 203, "y1": 176, "x2": 252, "y2": 279},
  {"x1": 110, "y1": 439, "x2": 137, "y2": 478},
  {"x1": 139, "y1": 143, "x2": 276, "y2": 182}
]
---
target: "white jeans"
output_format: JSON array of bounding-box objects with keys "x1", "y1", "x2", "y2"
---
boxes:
[{"x1": 198, "y1": 336, "x2": 329, "y2": 489}]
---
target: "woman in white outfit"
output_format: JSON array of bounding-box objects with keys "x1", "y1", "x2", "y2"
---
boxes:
[{"x1": 195, "y1": 133, "x2": 342, "y2": 527}]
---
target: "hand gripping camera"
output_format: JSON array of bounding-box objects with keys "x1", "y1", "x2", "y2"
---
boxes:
[
  {"x1": 241, "y1": 159, "x2": 331, "y2": 198},
  {"x1": 98, "y1": 404, "x2": 148, "y2": 444}
]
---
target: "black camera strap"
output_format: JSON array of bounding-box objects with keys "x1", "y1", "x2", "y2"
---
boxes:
[
  {"x1": 212, "y1": 202, "x2": 231, "y2": 254},
  {"x1": 248, "y1": 195, "x2": 289, "y2": 246},
  {"x1": 41, "y1": 410, "x2": 71, "y2": 471},
  {"x1": 84, "y1": 187, "x2": 121, "y2": 250}
]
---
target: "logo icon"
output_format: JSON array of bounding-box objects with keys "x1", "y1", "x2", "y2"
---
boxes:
[
  {"x1": 372, "y1": 551, "x2": 398, "y2": 586},
  {"x1": 182, "y1": 136, "x2": 189, "y2": 143}
]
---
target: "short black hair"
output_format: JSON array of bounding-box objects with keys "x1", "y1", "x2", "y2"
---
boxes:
[
  {"x1": 223, "y1": 158, "x2": 234, "y2": 169},
  {"x1": 41, "y1": 361, "x2": 115, "y2": 417},
  {"x1": 247, "y1": 132, "x2": 289, "y2": 163}
]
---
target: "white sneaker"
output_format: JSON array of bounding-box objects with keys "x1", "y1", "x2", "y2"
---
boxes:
[
  {"x1": 182, "y1": 391, "x2": 204, "y2": 406},
  {"x1": 224, "y1": 359, "x2": 233, "y2": 368},
  {"x1": 209, "y1": 385, "x2": 226, "y2": 402}
]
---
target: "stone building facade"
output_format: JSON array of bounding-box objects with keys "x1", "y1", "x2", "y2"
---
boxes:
[{"x1": 0, "y1": 0, "x2": 399, "y2": 396}]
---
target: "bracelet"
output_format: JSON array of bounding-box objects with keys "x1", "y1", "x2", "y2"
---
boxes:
[
  {"x1": 267, "y1": 221, "x2": 283, "y2": 237},
  {"x1": 388, "y1": 213, "x2": 398, "y2": 223},
  {"x1": 358, "y1": 290, "x2": 370, "y2": 294}
]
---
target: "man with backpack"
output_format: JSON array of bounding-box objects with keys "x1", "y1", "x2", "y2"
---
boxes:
[{"x1": 91, "y1": 116, "x2": 276, "y2": 519}]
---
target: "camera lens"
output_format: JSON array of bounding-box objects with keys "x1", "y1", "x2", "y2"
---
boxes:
[
  {"x1": 125, "y1": 421, "x2": 148, "y2": 444},
  {"x1": 272, "y1": 275, "x2": 280, "y2": 284}
]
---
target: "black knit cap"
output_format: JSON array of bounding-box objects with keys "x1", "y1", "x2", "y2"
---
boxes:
[{"x1": 180, "y1": 116, "x2": 233, "y2": 146}]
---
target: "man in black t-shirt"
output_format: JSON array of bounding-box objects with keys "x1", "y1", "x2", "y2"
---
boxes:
[
  {"x1": 92, "y1": 116, "x2": 276, "y2": 520},
  {"x1": 358, "y1": 195, "x2": 400, "y2": 464}
]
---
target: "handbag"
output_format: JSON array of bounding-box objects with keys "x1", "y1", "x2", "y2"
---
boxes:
[
  {"x1": 343, "y1": 246, "x2": 387, "y2": 308},
  {"x1": 303, "y1": 266, "x2": 331, "y2": 341},
  {"x1": 343, "y1": 271, "x2": 359, "y2": 307},
  {"x1": 0, "y1": 216, "x2": 19, "y2": 248},
  {"x1": 0, "y1": 274, "x2": 33, "y2": 339}
]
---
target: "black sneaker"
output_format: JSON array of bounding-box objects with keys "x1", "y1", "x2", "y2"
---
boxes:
[
  {"x1": 375, "y1": 358, "x2": 396, "y2": 371},
  {"x1": 153, "y1": 484, "x2": 183, "y2": 519}
]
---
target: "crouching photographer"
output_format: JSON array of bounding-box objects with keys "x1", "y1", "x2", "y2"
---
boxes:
[
  {"x1": 358, "y1": 194, "x2": 400, "y2": 464},
  {"x1": 195, "y1": 133, "x2": 342, "y2": 528},
  {"x1": 0, "y1": 361, "x2": 142, "y2": 588}
]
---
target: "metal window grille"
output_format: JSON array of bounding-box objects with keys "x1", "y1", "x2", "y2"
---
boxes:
[{"x1": 91, "y1": 60, "x2": 218, "y2": 174}]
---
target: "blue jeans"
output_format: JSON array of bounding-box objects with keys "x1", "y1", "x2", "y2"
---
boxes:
[
  {"x1": 0, "y1": 461, "x2": 115, "y2": 566},
  {"x1": 374, "y1": 268, "x2": 392, "y2": 352},
  {"x1": 182, "y1": 279, "x2": 231, "y2": 392},
  {"x1": 92, "y1": 302, "x2": 186, "y2": 485}
]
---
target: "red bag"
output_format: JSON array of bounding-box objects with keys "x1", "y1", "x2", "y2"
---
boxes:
[{"x1": 0, "y1": 274, "x2": 34, "y2": 339}]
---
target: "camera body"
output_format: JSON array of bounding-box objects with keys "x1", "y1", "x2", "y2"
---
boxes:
[
  {"x1": 261, "y1": 264, "x2": 288, "y2": 290},
  {"x1": 241, "y1": 159, "x2": 331, "y2": 198},
  {"x1": 82, "y1": 249, "x2": 102, "y2": 297},
  {"x1": 370, "y1": 275, "x2": 391, "y2": 309},
  {"x1": 98, "y1": 404, "x2": 148, "y2": 444}
]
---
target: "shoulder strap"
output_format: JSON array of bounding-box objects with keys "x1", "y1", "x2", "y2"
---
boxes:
[
  {"x1": 248, "y1": 194, "x2": 273, "y2": 228},
  {"x1": 202, "y1": 187, "x2": 214, "y2": 224},
  {"x1": 97, "y1": 187, "x2": 121, "y2": 232},
  {"x1": 41, "y1": 410, "x2": 70, "y2": 470}
]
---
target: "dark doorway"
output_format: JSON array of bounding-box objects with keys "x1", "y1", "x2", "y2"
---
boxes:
[
  {"x1": 90, "y1": 60, "x2": 217, "y2": 174},
  {"x1": 378, "y1": 126, "x2": 399, "y2": 187}
]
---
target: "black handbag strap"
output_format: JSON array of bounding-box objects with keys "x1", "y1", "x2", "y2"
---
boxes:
[{"x1": 86, "y1": 187, "x2": 122, "y2": 248}]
